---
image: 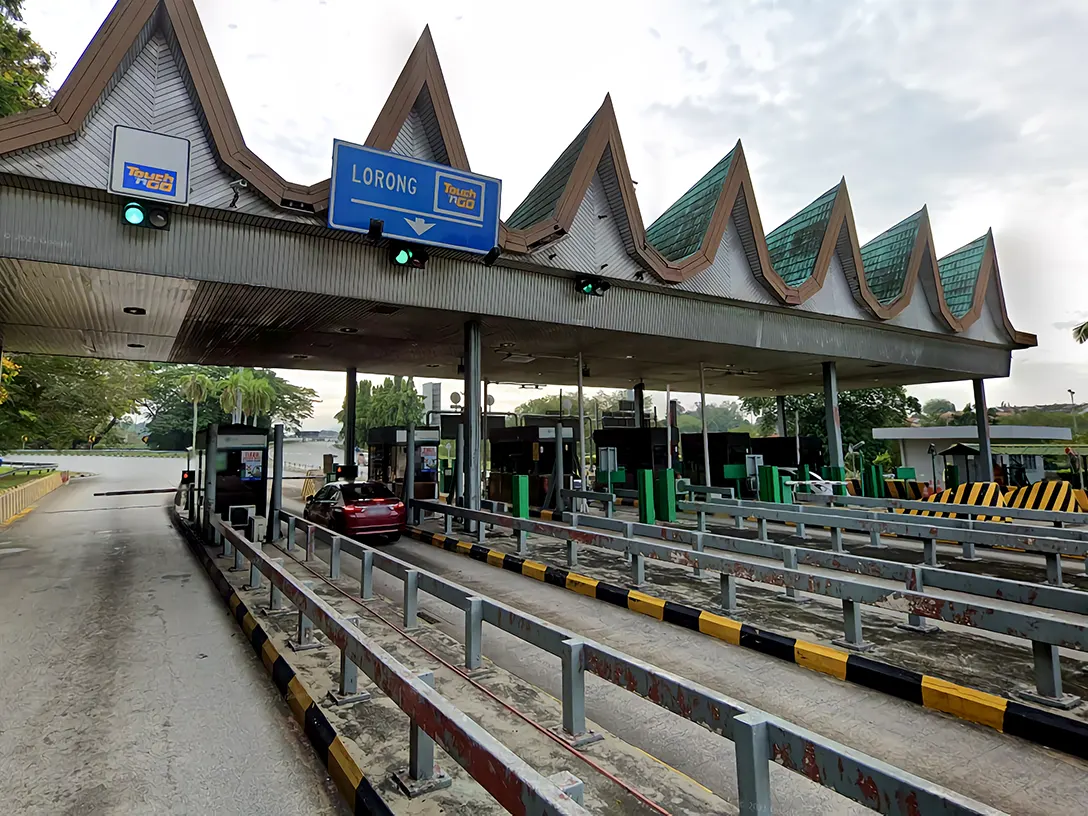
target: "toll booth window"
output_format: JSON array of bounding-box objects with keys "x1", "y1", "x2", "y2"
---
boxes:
[{"x1": 341, "y1": 483, "x2": 397, "y2": 502}]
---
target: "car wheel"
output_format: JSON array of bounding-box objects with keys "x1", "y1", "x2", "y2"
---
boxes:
[{"x1": 385, "y1": 532, "x2": 401, "y2": 544}]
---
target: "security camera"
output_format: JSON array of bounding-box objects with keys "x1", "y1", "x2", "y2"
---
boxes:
[{"x1": 229, "y1": 178, "x2": 248, "y2": 189}]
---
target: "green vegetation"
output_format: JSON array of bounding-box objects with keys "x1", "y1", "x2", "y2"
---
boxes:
[
  {"x1": 0, "y1": 470, "x2": 53, "y2": 492},
  {"x1": 675, "y1": 400, "x2": 758, "y2": 435},
  {"x1": 0, "y1": 0, "x2": 51, "y2": 117},
  {"x1": 335, "y1": 376, "x2": 425, "y2": 444}
]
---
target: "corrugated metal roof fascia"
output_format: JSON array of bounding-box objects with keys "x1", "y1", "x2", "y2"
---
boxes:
[
  {"x1": 0, "y1": 185, "x2": 1014, "y2": 378},
  {"x1": 645, "y1": 148, "x2": 735, "y2": 261}
]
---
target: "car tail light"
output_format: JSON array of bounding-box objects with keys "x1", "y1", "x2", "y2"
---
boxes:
[
  {"x1": 343, "y1": 504, "x2": 358, "y2": 512},
  {"x1": 392, "y1": 502, "x2": 405, "y2": 511}
]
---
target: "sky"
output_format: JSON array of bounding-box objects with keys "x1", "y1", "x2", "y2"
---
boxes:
[{"x1": 22, "y1": 0, "x2": 1088, "y2": 429}]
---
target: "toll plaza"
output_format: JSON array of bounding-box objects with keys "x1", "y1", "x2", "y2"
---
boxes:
[{"x1": 3, "y1": 2, "x2": 1085, "y2": 815}]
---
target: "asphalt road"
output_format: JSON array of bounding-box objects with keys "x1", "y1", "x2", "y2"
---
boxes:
[{"x1": 0, "y1": 457, "x2": 343, "y2": 815}]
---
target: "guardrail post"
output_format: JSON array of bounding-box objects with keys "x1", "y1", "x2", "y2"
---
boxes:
[
  {"x1": 403, "y1": 570, "x2": 419, "y2": 630},
  {"x1": 630, "y1": 551, "x2": 645, "y2": 587},
  {"x1": 1044, "y1": 553, "x2": 1064, "y2": 587},
  {"x1": 330, "y1": 535, "x2": 343, "y2": 580},
  {"x1": 267, "y1": 572, "x2": 285, "y2": 612},
  {"x1": 289, "y1": 582, "x2": 322, "y2": 652},
  {"x1": 781, "y1": 547, "x2": 799, "y2": 601},
  {"x1": 868, "y1": 527, "x2": 886, "y2": 549},
  {"x1": 733, "y1": 712, "x2": 772, "y2": 816},
  {"x1": 958, "y1": 540, "x2": 980, "y2": 561},
  {"x1": 394, "y1": 670, "x2": 452, "y2": 796},
  {"x1": 605, "y1": 498, "x2": 613, "y2": 519},
  {"x1": 899, "y1": 567, "x2": 939, "y2": 634},
  {"x1": 829, "y1": 525, "x2": 844, "y2": 552},
  {"x1": 720, "y1": 572, "x2": 737, "y2": 614},
  {"x1": 692, "y1": 532, "x2": 704, "y2": 578},
  {"x1": 218, "y1": 527, "x2": 231, "y2": 558},
  {"x1": 923, "y1": 538, "x2": 940, "y2": 567},
  {"x1": 566, "y1": 537, "x2": 579, "y2": 568},
  {"x1": 359, "y1": 550, "x2": 374, "y2": 600},
  {"x1": 286, "y1": 516, "x2": 296, "y2": 551},
  {"x1": 795, "y1": 520, "x2": 806, "y2": 540},
  {"x1": 305, "y1": 524, "x2": 316, "y2": 562},
  {"x1": 734, "y1": 513, "x2": 745, "y2": 531},
  {"x1": 443, "y1": 510, "x2": 452, "y2": 535},
  {"x1": 756, "y1": 517, "x2": 769, "y2": 541},
  {"x1": 697, "y1": 508, "x2": 707, "y2": 533},
  {"x1": 246, "y1": 542, "x2": 263, "y2": 590},
  {"x1": 833, "y1": 599, "x2": 871, "y2": 651},
  {"x1": 476, "y1": 516, "x2": 487, "y2": 544},
  {"x1": 232, "y1": 543, "x2": 245, "y2": 573},
  {"x1": 328, "y1": 616, "x2": 372, "y2": 706},
  {"x1": 555, "y1": 639, "x2": 602, "y2": 747},
  {"x1": 1017, "y1": 642, "x2": 1081, "y2": 710},
  {"x1": 465, "y1": 597, "x2": 483, "y2": 671}
]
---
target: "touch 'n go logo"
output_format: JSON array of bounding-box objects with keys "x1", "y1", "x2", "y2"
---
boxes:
[{"x1": 122, "y1": 162, "x2": 178, "y2": 196}]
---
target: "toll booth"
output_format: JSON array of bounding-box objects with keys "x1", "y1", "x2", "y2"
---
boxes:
[
  {"x1": 750, "y1": 436, "x2": 825, "y2": 471},
  {"x1": 197, "y1": 423, "x2": 268, "y2": 519},
  {"x1": 680, "y1": 432, "x2": 752, "y2": 487},
  {"x1": 591, "y1": 427, "x2": 677, "y2": 491},
  {"x1": 488, "y1": 424, "x2": 575, "y2": 506},
  {"x1": 367, "y1": 425, "x2": 441, "y2": 503}
]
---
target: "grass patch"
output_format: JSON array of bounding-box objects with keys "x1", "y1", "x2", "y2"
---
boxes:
[{"x1": 0, "y1": 471, "x2": 55, "y2": 493}]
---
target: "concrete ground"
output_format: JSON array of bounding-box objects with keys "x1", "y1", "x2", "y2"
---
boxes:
[
  {"x1": 279, "y1": 490, "x2": 1088, "y2": 816},
  {"x1": 0, "y1": 457, "x2": 343, "y2": 815}
]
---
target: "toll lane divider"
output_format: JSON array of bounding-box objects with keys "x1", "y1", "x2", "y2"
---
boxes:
[
  {"x1": 171, "y1": 514, "x2": 392, "y2": 815},
  {"x1": 403, "y1": 525, "x2": 1088, "y2": 761}
]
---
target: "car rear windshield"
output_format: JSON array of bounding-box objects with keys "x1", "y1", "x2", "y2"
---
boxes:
[{"x1": 341, "y1": 483, "x2": 397, "y2": 501}]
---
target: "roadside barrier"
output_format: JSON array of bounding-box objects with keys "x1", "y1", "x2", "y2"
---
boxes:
[
  {"x1": 883, "y1": 479, "x2": 925, "y2": 500},
  {"x1": 0, "y1": 470, "x2": 65, "y2": 524},
  {"x1": 912, "y1": 482, "x2": 1008, "y2": 521},
  {"x1": 275, "y1": 508, "x2": 1007, "y2": 813},
  {"x1": 1005, "y1": 481, "x2": 1079, "y2": 513},
  {"x1": 300, "y1": 468, "x2": 324, "y2": 501},
  {"x1": 400, "y1": 524, "x2": 1088, "y2": 764},
  {"x1": 415, "y1": 500, "x2": 1088, "y2": 710}
]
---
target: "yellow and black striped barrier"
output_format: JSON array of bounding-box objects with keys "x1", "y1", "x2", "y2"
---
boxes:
[
  {"x1": 1005, "y1": 481, "x2": 1079, "y2": 513},
  {"x1": 908, "y1": 482, "x2": 1009, "y2": 522},
  {"x1": 175, "y1": 517, "x2": 391, "y2": 815},
  {"x1": 883, "y1": 479, "x2": 925, "y2": 500},
  {"x1": 404, "y1": 525, "x2": 1088, "y2": 761}
]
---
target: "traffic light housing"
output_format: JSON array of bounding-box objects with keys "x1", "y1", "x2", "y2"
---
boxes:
[
  {"x1": 122, "y1": 200, "x2": 170, "y2": 230},
  {"x1": 180, "y1": 469, "x2": 195, "y2": 485},
  {"x1": 390, "y1": 243, "x2": 428, "y2": 269},
  {"x1": 575, "y1": 274, "x2": 610, "y2": 297},
  {"x1": 335, "y1": 463, "x2": 359, "y2": 480}
]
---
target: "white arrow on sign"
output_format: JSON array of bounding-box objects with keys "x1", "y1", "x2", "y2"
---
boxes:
[{"x1": 404, "y1": 217, "x2": 435, "y2": 236}]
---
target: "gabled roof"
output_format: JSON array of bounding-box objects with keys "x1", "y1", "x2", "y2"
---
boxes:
[{"x1": 0, "y1": 0, "x2": 1035, "y2": 348}]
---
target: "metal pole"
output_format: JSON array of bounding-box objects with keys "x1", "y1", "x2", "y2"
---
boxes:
[
  {"x1": 577, "y1": 354, "x2": 586, "y2": 483},
  {"x1": 665, "y1": 384, "x2": 672, "y2": 471},
  {"x1": 823, "y1": 362, "x2": 844, "y2": 470},
  {"x1": 482, "y1": 379, "x2": 489, "y2": 487},
  {"x1": 406, "y1": 422, "x2": 416, "y2": 525},
  {"x1": 232, "y1": 366, "x2": 243, "y2": 424},
  {"x1": 344, "y1": 367, "x2": 357, "y2": 467},
  {"x1": 464, "y1": 321, "x2": 482, "y2": 518},
  {"x1": 268, "y1": 423, "x2": 284, "y2": 542},
  {"x1": 203, "y1": 424, "x2": 218, "y2": 539},
  {"x1": 633, "y1": 382, "x2": 645, "y2": 428},
  {"x1": 554, "y1": 420, "x2": 565, "y2": 513},
  {"x1": 699, "y1": 363, "x2": 711, "y2": 485},
  {"x1": 1070, "y1": 389, "x2": 1078, "y2": 436},
  {"x1": 775, "y1": 395, "x2": 787, "y2": 438},
  {"x1": 454, "y1": 421, "x2": 464, "y2": 505},
  {"x1": 973, "y1": 378, "x2": 993, "y2": 482},
  {"x1": 795, "y1": 410, "x2": 801, "y2": 466}
]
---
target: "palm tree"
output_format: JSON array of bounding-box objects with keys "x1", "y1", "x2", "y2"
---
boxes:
[
  {"x1": 179, "y1": 373, "x2": 213, "y2": 453},
  {"x1": 218, "y1": 369, "x2": 248, "y2": 421},
  {"x1": 1075, "y1": 322, "x2": 1088, "y2": 344},
  {"x1": 241, "y1": 377, "x2": 275, "y2": 425}
]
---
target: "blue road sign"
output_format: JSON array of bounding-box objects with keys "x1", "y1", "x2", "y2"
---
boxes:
[{"x1": 327, "y1": 140, "x2": 501, "y2": 255}]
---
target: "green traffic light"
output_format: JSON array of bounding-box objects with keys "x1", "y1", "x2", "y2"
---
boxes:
[
  {"x1": 394, "y1": 248, "x2": 411, "y2": 265},
  {"x1": 581, "y1": 282, "x2": 595, "y2": 294},
  {"x1": 124, "y1": 202, "x2": 146, "y2": 225}
]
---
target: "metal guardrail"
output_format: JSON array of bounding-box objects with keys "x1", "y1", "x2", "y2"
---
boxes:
[
  {"x1": 795, "y1": 490, "x2": 1088, "y2": 527},
  {"x1": 559, "y1": 488, "x2": 615, "y2": 517},
  {"x1": 683, "y1": 497, "x2": 1088, "y2": 585},
  {"x1": 415, "y1": 500, "x2": 1087, "y2": 708},
  {"x1": 212, "y1": 515, "x2": 588, "y2": 816},
  {"x1": 275, "y1": 508, "x2": 1003, "y2": 815}
]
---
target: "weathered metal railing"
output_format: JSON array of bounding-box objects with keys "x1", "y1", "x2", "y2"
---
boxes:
[
  {"x1": 794, "y1": 490, "x2": 1088, "y2": 527},
  {"x1": 273, "y1": 508, "x2": 1003, "y2": 816},
  {"x1": 212, "y1": 516, "x2": 588, "y2": 816},
  {"x1": 414, "y1": 501, "x2": 1087, "y2": 709},
  {"x1": 0, "y1": 470, "x2": 65, "y2": 522},
  {"x1": 559, "y1": 488, "x2": 616, "y2": 517}
]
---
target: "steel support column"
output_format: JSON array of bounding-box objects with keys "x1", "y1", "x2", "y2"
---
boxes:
[
  {"x1": 633, "y1": 382, "x2": 645, "y2": 428},
  {"x1": 973, "y1": 378, "x2": 994, "y2": 481},
  {"x1": 202, "y1": 424, "x2": 218, "y2": 540},
  {"x1": 775, "y1": 395, "x2": 788, "y2": 438},
  {"x1": 823, "y1": 362, "x2": 844, "y2": 470},
  {"x1": 454, "y1": 421, "x2": 464, "y2": 506},
  {"x1": 665, "y1": 384, "x2": 672, "y2": 470},
  {"x1": 406, "y1": 422, "x2": 416, "y2": 525},
  {"x1": 344, "y1": 367, "x2": 357, "y2": 467},
  {"x1": 463, "y1": 321, "x2": 482, "y2": 518},
  {"x1": 700, "y1": 363, "x2": 711, "y2": 485},
  {"x1": 577, "y1": 353, "x2": 587, "y2": 483},
  {"x1": 268, "y1": 422, "x2": 284, "y2": 542}
]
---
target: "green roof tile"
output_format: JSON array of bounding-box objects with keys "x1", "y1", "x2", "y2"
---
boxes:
[
  {"x1": 765, "y1": 185, "x2": 838, "y2": 287},
  {"x1": 860, "y1": 209, "x2": 923, "y2": 305},
  {"x1": 938, "y1": 234, "x2": 988, "y2": 319},
  {"x1": 506, "y1": 119, "x2": 593, "y2": 230},
  {"x1": 645, "y1": 148, "x2": 736, "y2": 262}
]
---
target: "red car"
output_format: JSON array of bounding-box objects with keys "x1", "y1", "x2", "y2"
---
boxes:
[{"x1": 303, "y1": 481, "x2": 405, "y2": 542}]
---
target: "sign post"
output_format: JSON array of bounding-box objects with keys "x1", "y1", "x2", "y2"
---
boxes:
[{"x1": 327, "y1": 140, "x2": 501, "y2": 255}]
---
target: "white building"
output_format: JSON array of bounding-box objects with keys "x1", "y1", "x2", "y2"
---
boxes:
[{"x1": 872, "y1": 426, "x2": 1073, "y2": 485}]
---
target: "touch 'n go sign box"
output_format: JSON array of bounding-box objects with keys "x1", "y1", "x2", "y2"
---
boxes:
[{"x1": 108, "y1": 125, "x2": 191, "y2": 206}]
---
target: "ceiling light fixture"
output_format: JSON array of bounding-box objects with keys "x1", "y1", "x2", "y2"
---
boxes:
[
  {"x1": 338, "y1": 327, "x2": 358, "y2": 334},
  {"x1": 127, "y1": 342, "x2": 145, "y2": 348},
  {"x1": 503, "y1": 353, "x2": 537, "y2": 364},
  {"x1": 292, "y1": 354, "x2": 309, "y2": 360},
  {"x1": 123, "y1": 306, "x2": 146, "y2": 316}
]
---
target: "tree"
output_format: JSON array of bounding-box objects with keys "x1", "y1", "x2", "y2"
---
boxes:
[
  {"x1": 179, "y1": 373, "x2": 213, "y2": 453},
  {"x1": 217, "y1": 369, "x2": 247, "y2": 418},
  {"x1": 335, "y1": 376, "x2": 425, "y2": 446},
  {"x1": 0, "y1": 355, "x2": 151, "y2": 450},
  {"x1": 740, "y1": 387, "x2": 921, "y2": 458},
  {"x1": 240, "y1": 376, "x2": 275, "y2": 424},
  {"x1": 676, "y1": 400, "x2": 759, "y2": 435},
  {"x1": 0, "y1": 1, "x2": 52, "y2": 117},
  {"x1": 920, "y1": 398, "x2": 956, "y2": 426}
]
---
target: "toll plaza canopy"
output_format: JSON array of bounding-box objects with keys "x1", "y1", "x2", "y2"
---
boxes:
[{"x1": 0, "y1": 0, "x2": 1035, "y2": 396}]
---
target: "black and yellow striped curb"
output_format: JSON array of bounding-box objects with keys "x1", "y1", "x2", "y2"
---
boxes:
[
  {"x1": 173, "y1": 517, "x2": 393, "y2": 815},
  {"x1": 405, "y1": 525, "x2": 1088, "y2": 761}
]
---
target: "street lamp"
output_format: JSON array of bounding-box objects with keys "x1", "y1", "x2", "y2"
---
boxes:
[{"x1": 1069, "y1": 389, "x2": 1078, "y2": 436}]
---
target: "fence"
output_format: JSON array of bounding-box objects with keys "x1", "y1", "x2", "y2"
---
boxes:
[
  {"x1": 414, "y1": 500, "x2": 1087, "y2": 708},
  {"x1": 0, "y1": 471, "x2": 66, "y2": 523}
]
